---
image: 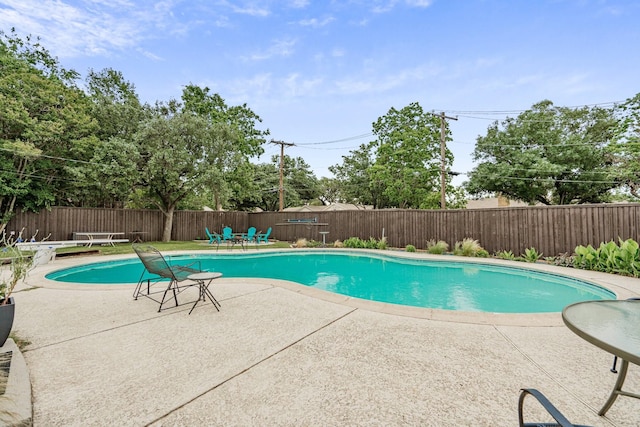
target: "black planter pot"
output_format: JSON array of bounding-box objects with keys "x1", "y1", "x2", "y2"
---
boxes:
[{"x1": 0, "y1": 297, "x2": 15, "y2": 347}]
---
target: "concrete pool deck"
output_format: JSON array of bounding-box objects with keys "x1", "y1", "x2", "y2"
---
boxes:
[{"x1": 8, "y1": 249, "x2": 640, "y2": 425}]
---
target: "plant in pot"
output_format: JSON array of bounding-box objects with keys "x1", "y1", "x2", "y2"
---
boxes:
[{"x1": 0, "y1": 230, "x2": 34, "y2": 347}]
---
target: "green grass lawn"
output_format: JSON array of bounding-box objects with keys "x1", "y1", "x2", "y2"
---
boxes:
[{"x1": 2, "y1": 240, "x2": 292, "y2": 260}]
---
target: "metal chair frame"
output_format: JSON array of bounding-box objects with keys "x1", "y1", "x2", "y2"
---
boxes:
[
  {"x1": 132, "y1": 244, "x2": 204, "y2": 312},
  {"x1": 518, "y1": 388, "x2": 592, "y2": 427}
]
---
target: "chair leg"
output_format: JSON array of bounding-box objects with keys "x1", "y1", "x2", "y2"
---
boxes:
[{"x1": 158, "y1": 280, "x2": 178, "y2": 312}]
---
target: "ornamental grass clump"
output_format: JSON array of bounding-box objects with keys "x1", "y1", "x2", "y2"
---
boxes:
[
  {"x1": 426, "y1": 239, "x2": 448, "y2": 255},
  {"x1": 0, "y1": 230, "x2": 34, "y2": 305},
  {"x1": 453, "y1": 238, "x2": 488, "y2": 257},
  {"x1": 293, "y1": 238, "x2": 308, "y2": 248}
]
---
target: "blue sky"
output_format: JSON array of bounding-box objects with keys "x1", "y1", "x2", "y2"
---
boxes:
[{"x1": 1, "y1": 0, "x2": 639, "y2": 185}]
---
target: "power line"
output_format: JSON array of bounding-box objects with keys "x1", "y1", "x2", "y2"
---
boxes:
[
  {"x1": 439, "y1": 100, "x2": 624, "y2": 115},
  {"x1": 295, "y1": 133, "x2": 373, "y2": 146}
]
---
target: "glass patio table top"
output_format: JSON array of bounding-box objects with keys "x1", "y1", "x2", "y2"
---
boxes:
[{"x1": 562, "y1": 299, "x2": 640, "y2": 416}]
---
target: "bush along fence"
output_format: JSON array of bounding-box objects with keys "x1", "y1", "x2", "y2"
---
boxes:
[{"x1": 6, "y1": 203, "x2": 640, "y2": 256}]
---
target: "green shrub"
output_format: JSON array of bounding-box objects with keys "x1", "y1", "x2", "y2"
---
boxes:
[
  {"x1": 453, "y1": 238, "x2": 486, "y2": 257},
  {"x1": 548, "y1": 252, "x2": 574, "y2": 267},
  {"x1": 573, "y1": 238, "x2": 640, "y2": 277},
  {"x1": 343, "y1": 237, "x2": 387, "y2": 250},
  {"x1": 520, "y1": 247, "x2": 542, "y2": 263},
  {"x1": 377, "y1": 237, "x2": 388, "y2": 250},
  {"x1": 495, "y1": 250, "x2": 516, "y2": 260},
  {"x1": 477, "y1": 249, "x2": 490, "y2": 258},
  {"x1": 343, "y1": 237, "x2": 365, "y2": 248},
  {"x1": 405, "y1": 244, "x2": 417, "y2": 252},
  {"x1": 426, "y1": 239, "x2": 449, "y2": 254},
  {"x1": 306, "y1": 239, "x2": 321, "y2": 248},
  {"x1": 365, "y1": 237, "x2": 379, "y2": 249}
]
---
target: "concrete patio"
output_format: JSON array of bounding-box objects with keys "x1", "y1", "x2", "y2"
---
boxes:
[{"x1": 9, "y1": 252, "x2": 640, "y2": 426}]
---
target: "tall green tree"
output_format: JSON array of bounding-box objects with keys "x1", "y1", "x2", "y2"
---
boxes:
[
  {"x1": 72, "y1": 68, "x2": 147, "y2": 207},
  {"x1": 79, "y1": 137, "x2": 141, "y2": 208},
  {"x1": 0, "y1": 30, "x2": 96, "y2": 231},
  {"x1": 136, "y1": 107, "x2": 241, "y2": 241},
  {"x1": 466, "y1": 100, "x2": 618, "y2": 205},
  {"x1": 180, "y1": 85, "x2": 268, "y2": 210},
  {"x1": 318, "y1": 177, "x2": 341, "y2": 205},
  {"x1": 329, "y1": 143, "x2": 378, "y2": 206},
  {"x1": 285, "y1": 155, "x2": 320, "y2": 204},
  {"x1": 243, "y1": 155, "x2": 320, "y2": 211},
  {"x1": 330, "y1": 102, "x2": 451, "y2": 209},
  {"x1": 86, "y1": 68, "x2": 146, "y2": 141},
  {"x1": 370, "y1": 102, "x2": 447, "y2": 209},
  {"x1": 251, "y1": 162, "x2": 284, "y2": 212},
  {"x1": 611, "y1": 93, "x2": 640, "y2": 198}
]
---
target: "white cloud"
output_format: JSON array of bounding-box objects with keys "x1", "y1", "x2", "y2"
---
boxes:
[
  {"x1": 281, "y1": 73, "x2": 323, "y2": 97},
  {"x1": 289, "y1": 0, "x2": 309, "y2": 8},
  {"x1": 359, "y1": 0, "x2": 432, "y2": 13},
  {"x1": 245, "y1": 38, "x2": 297, "y2": 61},
  {"x1": 371, "y1": 1, "x2": 399, "y2": 14},
  {"x1": 298, "y1": 16, "x2": 335, "y2": 28},
  {"x1": 0, "y1": 0, "x2": 178, "y2": 58},
  {"x1": 333, "y1": 63, "x2": 443, "y2": 95},
  {"x1": 406, "y1": 0, "x2": 432, "y2": 7},
  {"x1": 220, "y1": 72, "x2": 323, "y2": 107},
  {"x1": 225, "y1": 1, "x2": 270, "y2": 17}
]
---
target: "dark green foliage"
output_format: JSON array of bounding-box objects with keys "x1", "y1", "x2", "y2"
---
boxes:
[
  {"x1": 466, "y1": 100, "x2": 618, "y2": 205},
  {"x1": 573, "y1": 238, "x2": 640, "y2": 277},
  {"x1": 495, "y1": 250, "x2": 516, "y2": 260},
  {"x1": 330, "y1": 102, "x2": 465, "y2": 209},
  {"x1": 343, "y1": 237, "x2": 387, "y2": 250},
  {"x1": 520, "y1": 247, "x2": 543, "y2": 263}
]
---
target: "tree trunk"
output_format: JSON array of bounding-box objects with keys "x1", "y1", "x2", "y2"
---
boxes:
[{"x1": 162, "y1": 205, "x2": 175, "y2": 242}]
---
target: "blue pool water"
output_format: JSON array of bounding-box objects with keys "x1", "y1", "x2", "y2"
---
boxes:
[{"x1": 46, "y1": 251, "x2": 615, "y2": 313}]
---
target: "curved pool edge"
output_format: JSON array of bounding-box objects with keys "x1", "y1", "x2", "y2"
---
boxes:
[{"x1": 20, "y1": 248, "x2": 640, "y2": 327}]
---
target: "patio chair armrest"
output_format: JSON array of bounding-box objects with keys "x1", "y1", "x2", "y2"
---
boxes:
[
  {"x1": 518, "y1": 388, "x2": 579, "y2": 427},
  {"x1": 169, "y1": 260, "x2": 202, "y2": 272}
]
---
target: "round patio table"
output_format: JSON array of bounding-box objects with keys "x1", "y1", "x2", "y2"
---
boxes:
[{"x1": 562, "y1": 299, "x2": 640, "y2": 415}]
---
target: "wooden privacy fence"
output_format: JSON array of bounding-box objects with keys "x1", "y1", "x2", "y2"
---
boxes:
[
  {"x1": 6, "y1": 204, "x2": 640, "y2": 256},
  {"x1": 5, "y1": 207, "x2": 249, "y2": 243}
]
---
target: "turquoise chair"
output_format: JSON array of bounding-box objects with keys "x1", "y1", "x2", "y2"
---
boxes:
[
  {"x1": 245, "y1": 226, "x2": 257, "y2": 242},
  {"x1": 221, "y1": 226, "x2": 234, "y2": 242},
  {"x1": 205, "y1": 228, "x2": 221, "y2": 249},
  {"x1": 256, "y1": 227, "x2": 272, "y2": 244}
]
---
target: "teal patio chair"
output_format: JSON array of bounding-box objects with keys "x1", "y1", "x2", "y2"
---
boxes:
[
  {"x1": 244, "y1": 226, "x2": 257, "y2": 248},
  {"x1": 256, "y1": 227, "x2": 272, "y2": 244},
  {"x1": 221, "y1": 226, "x2": 234, "y2": 242},
  {"x1": 205, "y1": 227, "x2": 221, "y2": 248}
]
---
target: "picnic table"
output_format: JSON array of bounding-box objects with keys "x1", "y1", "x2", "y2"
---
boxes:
[{"x1": 72, "y1": 232, "x2": 128, "y2": 247}]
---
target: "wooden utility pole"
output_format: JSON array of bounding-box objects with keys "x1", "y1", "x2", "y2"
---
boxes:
[
  {"x1": 270, "y1": 139, "x2": 294, "y2": 211},
  {"x1": 438, "y1": 112, "x2": 458, "y2": 210}
]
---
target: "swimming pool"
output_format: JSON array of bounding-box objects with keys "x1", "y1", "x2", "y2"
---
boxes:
[{"x1": 46, "y1": 251, "x2": 614, "y2": 313}]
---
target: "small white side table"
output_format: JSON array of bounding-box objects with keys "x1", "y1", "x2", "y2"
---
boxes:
[{"x1": 319, "y1": 231, "x2": 329, "y2": 247}]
